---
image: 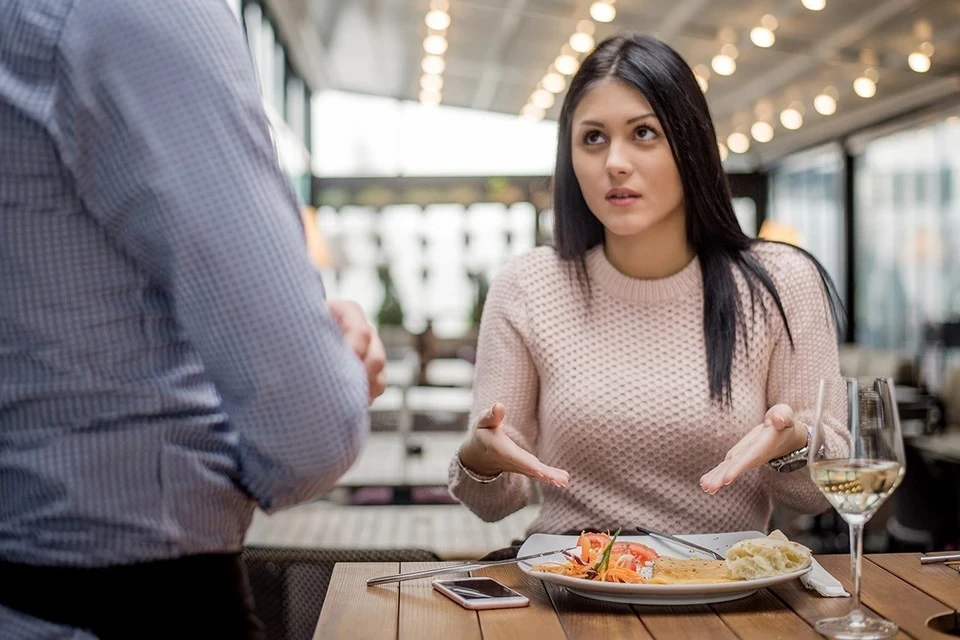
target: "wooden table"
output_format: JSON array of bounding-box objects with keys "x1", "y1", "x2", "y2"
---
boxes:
[{"x1": 314, "y1": 554, "x2": 960, "y2": 639}]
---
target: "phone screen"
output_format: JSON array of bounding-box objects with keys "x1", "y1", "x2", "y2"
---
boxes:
[{"x1": 436, "y1": 578, "x2": 519, "y2": 600}]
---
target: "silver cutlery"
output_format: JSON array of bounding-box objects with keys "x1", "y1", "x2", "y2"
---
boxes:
[
  {"x1": 920, "y1": 552, "x2": 960, "y2": 565},
  {"x1": 366, "y1": 547, "x2": 576, "y2": 586},
  {"x1": 632, "y1": 525, "x2": 726, "y2": 560}
]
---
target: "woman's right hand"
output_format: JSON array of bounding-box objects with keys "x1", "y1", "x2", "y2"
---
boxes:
[{"x1": 457, "y1": 403, "x2": 570, "y2": 487}]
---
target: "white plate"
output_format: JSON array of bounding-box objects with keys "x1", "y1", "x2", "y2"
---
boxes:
[{"x1": 518, "y1": 530, "x2": 811, "y2": 605}]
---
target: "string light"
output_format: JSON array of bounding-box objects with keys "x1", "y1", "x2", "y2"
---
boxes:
[
  {"x1": 589, "y1": 1, "x2": 616, "y2": 23},
  {"x1": 853, "y1": 76, "x2": 877, "y2": 98},
  {"x1": 420, "y1": 6, "x2": 451, "y2": 105},
  {"x1": 554, "y1": 54, "x2": 579, "y2": 75},
  {"x1": 908, "y1": 51, "x2": 931, "y2": 73},
  {"x1": 750, "y1": 27, "x2": 775, "y2": 48},
  {"x1": 780, "y1": 106, "x2": 803, "y2": 130},
  {"x1": 813, "y1": 91, "x2": 837, "y2": 115},
  {"x1": 542, "y1": 72, "x2": 566, "y2": 94},
  {"x1": 751, "y1": 121, "x2": 774, "y2": 142},
  {"x1": 712, "y1": 54, "x2": 736, "y2": 76},
  {"x1": 727, "y1": 132, "x2": 750, "y2": 154},
  {"x1": 425, "y1": 10, "x2": 450, "y2": 30},
  {"x1": 522, "y1": 11, "x2": 612, "y2": 118},
  {"x1": 570, "y1": 32, "x2": 595, "y2": 53}
]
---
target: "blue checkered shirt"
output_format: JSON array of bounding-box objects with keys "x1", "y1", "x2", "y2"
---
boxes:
[{"x1": 0, "y1": 0, "x2": 368, "y2": 632}]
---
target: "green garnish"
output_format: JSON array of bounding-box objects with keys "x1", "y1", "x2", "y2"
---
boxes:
[{"x1": 595, "y1": 528, "x2": 622, "y2": 574}]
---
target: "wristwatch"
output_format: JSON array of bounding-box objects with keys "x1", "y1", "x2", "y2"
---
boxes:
[{"x1": 768, "y1": 422, "x2": 824, "y2": 473}]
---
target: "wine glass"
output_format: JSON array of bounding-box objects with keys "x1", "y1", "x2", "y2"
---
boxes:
[{"x1": 809, "y1": 377, "x2": 906, "y2": 640}]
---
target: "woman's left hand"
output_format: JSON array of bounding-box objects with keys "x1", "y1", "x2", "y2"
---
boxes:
[{"x1": 699, "y1": 404, "x2": 807, "y2": 494}]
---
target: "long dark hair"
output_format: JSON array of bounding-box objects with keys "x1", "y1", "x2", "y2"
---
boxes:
[{"x1": 552, "y1": 33, "x2": 844, "y2": 406}]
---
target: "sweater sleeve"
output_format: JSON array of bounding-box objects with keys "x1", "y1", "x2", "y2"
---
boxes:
[
  {"x1": 762, "y1": 247, "x2": 851, "y2": 513},
  {"x1": 447, "y1": 260, "x2": 540, "y2": 522}
]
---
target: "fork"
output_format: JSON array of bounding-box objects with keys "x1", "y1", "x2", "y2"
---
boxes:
[{"x1": 632, "y1": 525, "x2": 726, "y2": 560}]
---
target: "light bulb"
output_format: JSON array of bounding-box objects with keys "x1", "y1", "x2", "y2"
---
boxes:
[
  {"x1": 421, "y1": 56, "x2": 445, "y2": 75},
  {"x1": 420, "y1": 74, "x2": 443, "y2": 92},
  {"x1": 542, "y1": 72, "x2": 566, "y2": 94},
  {"x1": 576, "y1": 20, "x2": 596, "y2": 36},
  {"x1": 814, "y1": 94, "x2": 837, "y2": 115},
  {"x1": 419, "y1": 90, "x2": 441, "y2": 106},
  {"x1": 554, "y1": 54, "x2": 579, "y2": 75},
  {"x1": 590, "y1": 2, "x2": 616, "y2": 23},
  {"x1": 853, "y1": 77, "x2": 876, "y2": 98},
  {"x1": 750, "y1": 27, "x2": 775, "y2": 48},
  {"x1": 711, "y1": 54, "x2": 736, "y2": 76},
  {"x1": 721, "y1": 43, "x2": 740, "y2": 59},
  {"x1": 751, "y1": 121, "x2": 774, "y2": 142},
  {"x1": 423, "y1": 35, "x2": 448, "y2": 55},
  {"x1": 530, "y1": 89, "x2": 555, "y2": 110},
  {"x1": 780, "y1": 108, "x2": 803, "y2": 130},
  {"x1": 569, "y1": 32, "x2": 595, "y2": 53},
  {"x1": 908, "y1": 52, "x2": 931, "y2": 73},
  {"x1": 801, "y1": 0, "x2": 826, "y2": 11},
  {"x1": 727, "y1": 132, "x2": 750, "y2": 154},
  {"x1": 718, "y1": 142, "x2": 729, "y2": 161},
  {"x1": 425, "y1": 10, "x2": 450, "y2": 31}
]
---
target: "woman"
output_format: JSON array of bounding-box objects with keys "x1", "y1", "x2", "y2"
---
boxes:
[{"x1": 449, "y1": 33, "x2": 849, "y2": 537}]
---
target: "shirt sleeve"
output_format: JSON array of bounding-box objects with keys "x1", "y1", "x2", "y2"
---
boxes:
[
  {"x1": 448, "y1": 261, "x2": 539, "y2": 521},
  {"x1": 49, "y1": 0, "x2": 369, "y2": 512},
  {"x1": 762, "y1": 248, "x2": 850, "y2": 513}
]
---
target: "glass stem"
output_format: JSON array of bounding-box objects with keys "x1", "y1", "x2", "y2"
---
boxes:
[{"x1": 849, "y1": 521, "x2": 865, "y2": 617}]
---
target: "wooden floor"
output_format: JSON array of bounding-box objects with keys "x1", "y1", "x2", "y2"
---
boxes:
[{"x1": 245, "y1": 502, "x2": 539, "y2": 560}]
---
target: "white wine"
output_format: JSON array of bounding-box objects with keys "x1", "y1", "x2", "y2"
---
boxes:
[{"x1": 810, "y1": 460, "x2": 904, "y2": 523}]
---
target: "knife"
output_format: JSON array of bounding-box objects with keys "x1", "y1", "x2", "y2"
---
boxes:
[
  {"x1": 366, "y1": 547, "x2": 576, "y2": 586},
  {"x1": 633, "y1": 525, "x2": 726, "y2": 560}
]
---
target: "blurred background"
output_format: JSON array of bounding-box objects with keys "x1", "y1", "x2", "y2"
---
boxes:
[{"x1": 230, "y1": 0, "x2": 960, "y2": 571}]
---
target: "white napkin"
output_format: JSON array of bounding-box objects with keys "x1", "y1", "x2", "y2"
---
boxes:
[{"x1": 800, "y1": 559, "x2": 849, "y2": 597}]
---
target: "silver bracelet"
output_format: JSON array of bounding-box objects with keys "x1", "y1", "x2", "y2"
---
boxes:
[
  {"x1": 768, "y1": 422, "x2": 825, "y2": 473},
  {"x1": 456, "y1": 453, "x2": 503, "y2": 484}
]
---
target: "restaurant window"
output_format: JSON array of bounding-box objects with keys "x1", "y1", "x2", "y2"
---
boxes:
[
  {"x1": 853, "y1": 114, "x2": 960, "y2": 365},
  {"x1": 768, "y1": 146, "x2": 846, "y2": 305}
]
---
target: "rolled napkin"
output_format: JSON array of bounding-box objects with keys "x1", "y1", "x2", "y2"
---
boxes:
[{"x1": 800, "y1": 558, "x2": 850, "y2": 597}]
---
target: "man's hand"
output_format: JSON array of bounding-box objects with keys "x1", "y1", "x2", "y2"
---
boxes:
[{"x1": 327, "y1": 300, "x2": 386, "y2": 403}]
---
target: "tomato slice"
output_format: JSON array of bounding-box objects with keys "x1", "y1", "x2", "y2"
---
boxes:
[
  {"x1": 577, "y1": 532, "x2": 611, "y2": 562},
  {"x1": 611, "y1": 541, "x2": 659, "y2": 563},
  {"x1": 614, "y1": 553, "x2": 637, "y2": 571}
]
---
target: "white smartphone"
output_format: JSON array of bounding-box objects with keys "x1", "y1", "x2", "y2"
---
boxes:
[{"x1": 432, "y1": 577, "x2": 530, "y2": 610}]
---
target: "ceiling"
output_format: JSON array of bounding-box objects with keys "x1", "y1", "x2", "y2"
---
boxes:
[{"x1": 267, "y1": 0, "x2": 960, "y2": 168}]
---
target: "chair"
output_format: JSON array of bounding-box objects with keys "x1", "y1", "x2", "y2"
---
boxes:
[{"x1": 241, "y1": 546, "x2": 440, "y2": 640}]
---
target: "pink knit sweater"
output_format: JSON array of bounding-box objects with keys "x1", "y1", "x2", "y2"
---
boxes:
[{"x1": 449, "y1": 242, "x2": 848, "y2": 535}]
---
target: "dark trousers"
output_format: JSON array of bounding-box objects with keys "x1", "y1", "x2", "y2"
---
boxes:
[{"x1": 0, "y1": 553, "x2": 265, "y2": 640}]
